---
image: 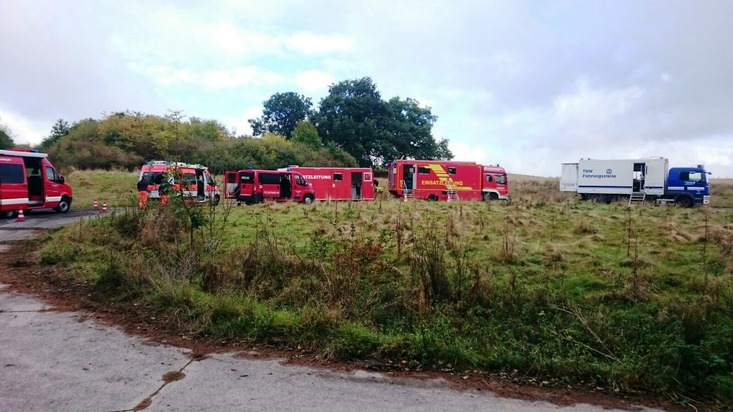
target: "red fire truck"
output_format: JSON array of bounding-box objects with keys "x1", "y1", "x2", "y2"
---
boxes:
[
  {"x1": 482, "y1": 164, "x2": 509, "y2": 200},
  {"x1": 277, "y1": 166, "x2": 375, "y2": 201},
  {"x1": 139, "y1": 160, "x2": 220, "y2": 204},
  {"x1": 224, "y1": 168, "x2": 316, "y2": 204},
  {"x1": 0, "y1": 149, "x2": 73, "y2": 217},
  {"x1": 387, "y1": 159, "x2": 509, "y2": 201}
]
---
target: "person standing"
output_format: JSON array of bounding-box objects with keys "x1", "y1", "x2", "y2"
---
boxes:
[
  {"x1": 158, "y1": 174, "x2": 171, "y2": 206},
  {"x1": 137, "y1": 178, "x2": 150, "y2": 210},
  {"x1": 280, "y1": 174, "x2": 291, "y2": 198}
]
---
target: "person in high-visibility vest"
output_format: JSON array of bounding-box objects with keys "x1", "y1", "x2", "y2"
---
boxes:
[
  {"x1": 158, "y1": 174, "x2": 171, "y2": 206},
  {"x1": 137, "y1": 178, "x2": 150, "y2": 210}
]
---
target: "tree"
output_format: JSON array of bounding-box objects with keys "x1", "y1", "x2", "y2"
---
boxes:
[
  {"x1": 291, "y1": 120, "x2": 322, "y2": 150},
  {"x1": 314, "y1": 77, "x2": 452, "y2": 167},
  {"x1": 41, "y1": 118, "x2": 70, "y2": 149},
  {"x1": 248, "y1": 92, "x2": 313, "y2": 139},
  {"x1": 0, "y1": 123, "x2": 14, "y2": 149},
  {"x1": 314, "y1": 77, "x2": 390, "y2": 167},
  {"x1": 385, "y1": 97, "x2": 452, "y2": 160}
]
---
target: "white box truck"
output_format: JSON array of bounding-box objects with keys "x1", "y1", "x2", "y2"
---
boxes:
[{"x1": 560, "y1": 157, "x2": 710, "y2": 207}]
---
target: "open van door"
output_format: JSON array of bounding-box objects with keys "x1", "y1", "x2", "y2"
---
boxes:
[
  {"x1": 224, "y1": 171, "x2": 238, "y2": 199},
  {"x1": 560, "y1": 163, "x2": 579, "y2": 192},
  {"x1": 0, "y1": 156, "x2": 29, "y2": 216}
]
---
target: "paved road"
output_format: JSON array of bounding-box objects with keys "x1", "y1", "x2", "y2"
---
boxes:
[
  {"x1": 0, "y1": 287, "x2": 668, "y2": 412},
  {"x1": 0, "y1": 208, "x2": 103, "y2": 246},
  {"x1": 0, "y1": 211, "x2": 668, "y2": 412}
]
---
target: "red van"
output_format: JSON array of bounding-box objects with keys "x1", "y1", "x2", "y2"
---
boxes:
[
  {"x1": 224, "y1": 169, "x2": 315, "y2": 204},
  {"x1": 0, "y1": 149, "x2": 73, "y2": 217},
  {"x1": 277, "y1": 166, "x2": 375, "y2": 201}
]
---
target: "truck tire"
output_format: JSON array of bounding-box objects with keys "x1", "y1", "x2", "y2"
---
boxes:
[
  {"x1": 303, "y1": 194, "x2": 315, "y2": 205},
  {"x1": 675, "y1": 195, "x2": 693, "y2": 208},
  {"x1": 54, "y1": 196, "x2": 71, "y2": 213},
  {"x1": 1, "y1": 210, "x2": 17, "y2": 219}
]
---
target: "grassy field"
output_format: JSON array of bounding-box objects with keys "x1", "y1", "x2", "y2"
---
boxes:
[{"x1": 43, "y1": 170, "x2": 733, "y2": 404}]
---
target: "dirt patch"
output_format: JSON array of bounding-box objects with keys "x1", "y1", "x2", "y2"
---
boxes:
[
  {"x1": 0, "y1": 240, "x2": 713, "y2": 411},
  {"x1": 162, "y1": 370, "x2": 185, "y2": 383}
]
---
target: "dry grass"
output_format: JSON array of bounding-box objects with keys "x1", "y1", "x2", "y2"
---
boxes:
[
  {"x1": 37, "y1": 170, "x2": 733, "y2": 401},
  {"x1": 710, "y1": 178, "x2": 733, "y2": 208}
]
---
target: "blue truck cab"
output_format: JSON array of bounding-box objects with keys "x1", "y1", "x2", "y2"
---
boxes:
[{"x1": 665, "y1": 166, "x2": 710, "y2": 207}]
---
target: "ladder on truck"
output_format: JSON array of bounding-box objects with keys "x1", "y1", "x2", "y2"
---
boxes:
[
  {"x1": 628, "y1": 192, "x2": 646, "y2": 206},
  {"x1": 446, "y1": 182, "x2": 459, "y2": 202},
  {"x1": 402, "y1": 180, "x2": 414, "y2": 200}
]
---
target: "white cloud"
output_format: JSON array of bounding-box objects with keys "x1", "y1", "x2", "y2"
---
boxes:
[
  {"x1": 207, "y1": 23, "x2": 283, "y2": 57},
  {"x1": 286, "y1": 32, "x2": 354, "y2": 55},
  {"x1": 222, "y1": 106, "x2": 262, "y2": 137},
  {"x1": 552, "y1": 79, "x2": 646, "y2": 128},
  {"x1": 294, "y1": 70, "x2": 334, "y2": 94},
  {"x1": 0, "y1": 107, "x2": 49, "y2": 146},
  {"x1": 448, "y1": 141, "x2": 488, "y2": 164},
  {"x1": 202, "y1": 67, "x2": 284, "y2": 90},
  {"x1": 127, "y1": 64, "x2": 196, "y2": 86},
  {"x1": 128, "y1": 63, "x2": 286, "y2": 90},
  {"x1": 209, "y1": 68, "x2": 285, "y2": 91}
]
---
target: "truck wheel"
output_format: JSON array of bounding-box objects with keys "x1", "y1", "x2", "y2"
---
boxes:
[
  {"x1": 489, "y1": 192, "x2": 499, "y2": 201},
  {"x1": 675, "y1": 195, "x2": 693, "y2": 208},
  {"x1": 54, "y1": 197, "x2": 71, "y2": 213},
  {"x1": 1, "y1": 210, "x2": 17, "y2": 219},
  {"x1": 427, "y1": 195, "x2": 439, "y2": 201},
  {"x1": 303, "y1": 195, "x2": 315, "y2": 205},
  {"x1": 211, "y1": 195, "x2": 220, "y2": 206}
]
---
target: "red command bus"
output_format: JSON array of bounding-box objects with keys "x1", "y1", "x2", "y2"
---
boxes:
[
  {"x1": 224, "y1": 168, "x2": 315, "y2": 204},
  {"x1": 139, "y1": 160, "x2": 220, "y2": 204},
  {"x1": 387, "y1": 159, "x2": 509, "y2": 201},
  {"x1": 0, "y1": 149, "x2": 73, "y2": 217},
  {"x1": 277, "y1": 166, "x2": 375, "y2": 201}
]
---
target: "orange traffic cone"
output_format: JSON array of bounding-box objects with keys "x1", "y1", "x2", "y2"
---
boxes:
[
  {"x1": 93, "y1": 199, "x2": 98, "y2": 210},
  {"x1": 17, "y1": 209, "x2": 25, "y2": 222},
  {"x1": 101, "y1": 202, "x2": 108, "y2": 213}
]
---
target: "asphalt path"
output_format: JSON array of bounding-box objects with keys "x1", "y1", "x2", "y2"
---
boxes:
[
  {"x1": 0, "y1": 208, "x2": 102, "y2": 244},
  {"x1": 0, "y1": 210, "x2": 669, "y2": 412}
]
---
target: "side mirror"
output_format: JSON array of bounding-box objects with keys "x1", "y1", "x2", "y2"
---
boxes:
[{"x1": 58, "y1": 176, "x2": 65, "y2": 184}]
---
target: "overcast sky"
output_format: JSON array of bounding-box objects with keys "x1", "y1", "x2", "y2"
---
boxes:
[{"x1": 2, "y1": 0, "x2": 732, "y2": 177}]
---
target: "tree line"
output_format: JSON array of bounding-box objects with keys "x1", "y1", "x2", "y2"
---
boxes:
[
  {"x1": 249, "y1": 77, "x2": 452, "y2": 167},
  {"x1": 4, "y1": 77, "x2": 453, "y2": 172}
]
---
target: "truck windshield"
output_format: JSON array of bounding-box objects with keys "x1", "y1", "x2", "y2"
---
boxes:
[
  {"x1": 176, "y1": 173, "x2": 197, "y2": 184},
  {"x1": 142, "y1": 172, "x2": 163, "y2": 183},
  {"x1": 681, "y1": 171, "x2": 704, "y2": 182}
]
